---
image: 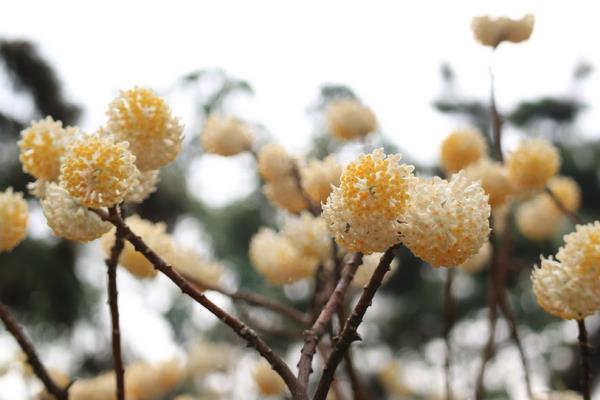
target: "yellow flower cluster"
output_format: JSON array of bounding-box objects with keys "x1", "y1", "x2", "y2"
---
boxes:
[
  {"x1": 166, "y1": 246, "x2": 225, "y2": 288},
  {"x1": 327, "y1": 99, "x2": 377, "y2": 140},
  {"x1": 464, "y1": 158, "x2": 513, "y2": 208},
  {"x1": 0, "y1": 188, "x2": 28, "y2": 253},
  {"x1": 323, "y1": 148, "x2": 414, "y2": 254},
  {"x1": 458, "y1": 241, "x2": 492, "y2": 273},
  {"x1": 352, "y1": 252, "x2": 399, "y2": 288},
  {"x1": 532, "y1": 222, "x2": 600, "y2": 319},
  {"x1": 400, "y1": 172, "x2": 491, "y2": 267},
  {"x1": 300, "y1": 155, "x2": 343, "y2": 204},
  {"x1": 124, "y1": 170, "x2": 160, "y2": 204},
  {"x1": 107, "y1": 86, "x2": 183, "y2": 170},
  {"x1": 440, "y1": 128, "x2": 487, "y2": 173},
  {"x1": 253, "y1": 359, "x2": 286, "y2": 396},
  {"x1": 507, "y1": 138, "x2": 560, "y2": 192},
  {"x1": 281, "y1": 212, "x2": 332, "y2": 265},
  {"x1": 471, "y1": 14, "x2": 535, "y2": 48},
  {"x1": 18, "y1": 116, "x2": 75, "y2": 181},
  {"x1": 201, "y1": 114, "x2": 253, "y2": 156},
  {"x1": 258, "y1": 143, "x2": 294, "y2": 181},
  {"x1": 59, "y1": 134, "x2": 139, "y2": 208},
  {"x1": 187, "y1": 340, "x2": 235, "y2": 377}
]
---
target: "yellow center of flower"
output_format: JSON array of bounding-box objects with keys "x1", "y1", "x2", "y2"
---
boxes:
[{"x1": 113, "y1": 87, "x2": 170, "y2": 142}]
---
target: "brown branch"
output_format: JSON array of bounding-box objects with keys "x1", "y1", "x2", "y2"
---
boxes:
[
  {"x1": 92, "y1": 208, "x2": 308, "y2": 400},
  {"x1": 0, "y1": 303, "x2": 68, "y2": 400},
  {"x1": 297, "y1": 252, "x2": 363, "y2": 388},
  {"x1": 545, "y1": 186, "x2": 584, "y2": 225},
  {"x1": 577, "y1": 319, "x2": 591, "y2": 400},
  {"x1": 443, "y1": 268, "x2": 455, "y2": 400},
  {"x1": 313, "y1": 245, "x2": 398, "y2": 400},
  {"x1": 105, "y1": 206, "x2": 125, "y2": 400}
]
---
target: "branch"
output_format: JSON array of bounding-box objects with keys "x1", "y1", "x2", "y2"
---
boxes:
[
  {"x1": 297, "y1": 252, "x2": 363, "y2": 388},
  {"x1": 0, "y1": 303, "x2": 68, "y2": 400},
  {"x1": 105, "y1": 206, "x2": 125, "y2": 400},
  {"x1": 443, "y1": 268, "x2": 455, "y2": 400},
  {"x1": 545, "y1": 186, "x2": 584, "y2": 225},
  {"x1": 577, "y1": 319, "x2": 591, "y2": 400},
  {"x1": 313, "y1": 245, "x2": 398, "y2": 400},
  {"x1": 92, "y1": 208, "x2": 308, "y2": 400}
]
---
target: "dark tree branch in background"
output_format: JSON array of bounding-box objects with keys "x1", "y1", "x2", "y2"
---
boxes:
[
  {"x1": 489, "y1": 66, "x2": 503, "y2": 162},
  {"x1": 0, "y1": 303, "x2": 69, "y2": 400},
  {"x1": 577, "y1": 319, "x2": 591, "y2": 400},
  {"x1": 443, "y1": 268, "x2": 455, "y2": 400},
  {"x1": 545, "y1": 186, "x2": 585, "y2": 225},
  {"x1": 105, "y1": 206, "x2": 126, "y2": 400},
  {"x1": 313, "y1": 246, "x2": 398, "y2": 400},
  {"x1": 92, "y1": 208, "x2": 309, "y2": 400},
  {"x1": 297, "y1": 252, "x2": 364, "y2": 388}
]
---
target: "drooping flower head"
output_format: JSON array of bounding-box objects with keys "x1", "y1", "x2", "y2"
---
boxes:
[
  {"x1": 253, "y1": 359, "x2": 286, "y2": 396},
  {"x1": 327, "y1": 100, "x2": 377, "y2": 140},
  {"x1": 201, "y1": 115, "x2": 253, "y2": 156},
  {"x1": 507, "y1": 138, "x2": 560, "y2": 192},
  {"x1": 300, "y1": 155, "x2": 342, "y2": 204},
  {"x1": 471, "y1": 14, "x2": 535, "y2": 48},
  {"x1": 107, "y1": 86, "x2": 183, "y2": 170},
  {"x1": 464, "y1": 158, "x2": 513, "y2": 208},
  {"x1": 400, "y1": 172, "x2": 491, "y2": 267},
  {"x1": 440, "y1": 128, "x2": 487, "y2": 173},
  {"x1": 257, "y1": 143, "x2": 294, "y2": 182},
  {"x1": 59, "y1": 134, "x2": 139, "y2": 208},
  {"x1": 0, "y1": 188, "x2": 28, "y2": 253},
  {"x1": 18, "y1": 116, "x2": 76, "y2": 181},
  {"x1": 323, "y1": 148, "x2": 414, "y2": 253}
]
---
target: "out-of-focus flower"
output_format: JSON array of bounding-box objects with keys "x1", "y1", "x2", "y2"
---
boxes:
[
  {"x1": 464, "y1": 158, "x2": 512, "y2": 208},
  {"x1": 471, "y1": 14, "x2": 535, "y2": 48},
  {"x1": 378, "y1": 360, "x2": 411, "y2": 398},
  {"x1": 352, "y1": 252, "x2": 399, "y2": 288},
  {"x1": 68, "y1": 371, "x2": 117, "y2": 400},
  {"x1": 327, "y1": 100, "x2": 377, "y2": 140},
  {"x1": 59, "y1": 134, "x2": 139, "y2": 208},
  {"x1": 401, "y1": 172, "x2": 491, "y2": 267},
  {"x1": 201, "y1": 115, "x2": 253, "y2": 156},
  {"x1": 124, "y1": 170, "x2": 159, "y2": 204},
  {"x1": 532, "y1": 391, "x2": 583, "y2": 400},
  {"x1": 37, "y1": 369, "x2": 70, "y2": 400},
  {"x1": 507, "y1": 138, "x2": 560, "y2": 192},
  {"x1": 0, "y1": 188, "x2": 28, "y2": 253},
  {"x1": 543, "y1": 176, "x2": 581, "y2": 215},
  {"x1": 458, "y1": 240, "x2": 492, "y2": 273},
  {"x1": 253, "y1": 359, "x2": 286, "y2": 397},
  {"x1": 249, "y1": 228, "x2": 319, "y2": 285},
  {"x1": 532, "y1": 222, "x2": 600, "y2": 319},
  {"x1": 440, "y1": 128, "x2": 487, "y2": 173},
  {"x1": 27, "y1": 180, "x2": 48, "y2": 199},
  {"x1": 101, "y1": 215, "x2": 174, "y2": 278},
  {"x1": 257, "y1": 143, "x2": 294, "y2": 182},
  {"x1": 323, "y1": 148, "x2": 414, "y2": 254},
  {"x1": 281, "y1": 212, "x2": 331, "y2": 264},
  {"x1": 516, "y1": 196, "x2": 564, "y2": 241},
  {"x1": 187, "y1": 340, "x2": 235, "y2": 377},
  {"x1": 107, "y1": 87, "x2": 183, "y2": 171},
  {"x1": 300, "y1": 155, "x2": 342, "y2": 204},
  {"x1": 18, "y1": 117, "x2": 76, "y2": 181},
  {"x1": 263, "y1": 176, "x2": 308, "y2": 213},
  {"x1": 166, "y1": 246, "x2": 224, "y2": 289},
  {"x1": 126, "y1": 359, "x2": 185, "y2": 400},
  {"x1": 41, "y1": 182, "x2": 111, "y2": 242}
]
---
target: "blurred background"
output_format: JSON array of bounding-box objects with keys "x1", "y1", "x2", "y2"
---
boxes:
[{"x1": 1, "y1": 1, "x2": 600, "y2": 399}]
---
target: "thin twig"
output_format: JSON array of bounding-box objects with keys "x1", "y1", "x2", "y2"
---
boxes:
[
  {"x1": 0, "y1": 303, "x2": 68, "y2": 400},
  {"x1": 577, "y1": 319, "x2": 591, "y2": 400},
  {"x1": 545, "y1": 186, "x2": 584, "y2": 225},
  {"x1": 92, "y1": 208, "x2": 308, "y2": 400},
  {"x1": 313, "y1": 246, "x2": 398, "y2": 400},
  {"x1": 297, "y1": 253, "x2": 364, "y2": 388},
  {"x1": 443, "y1": 268, "x2": 455, "y2": 400},
  {"x1": 105, "y1": 206, "x2": 126, "y2": 400}
]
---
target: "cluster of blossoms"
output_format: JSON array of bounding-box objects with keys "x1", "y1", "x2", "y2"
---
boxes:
[
  {"x1": 253, "y1": 359, "x2": 286, "y2": 397},
  {"x1": 201, "y1": 115, "x2": 253, "y2": 156},
  {"x1": 471, "y1": 14, "x2": 535, "y2": 48},
  {"x1": 326, "y1": 99, "x2": 377, "y2": 141},
  {"x1": 0, "y1": 188, "x2": 29, "y2": 253}
]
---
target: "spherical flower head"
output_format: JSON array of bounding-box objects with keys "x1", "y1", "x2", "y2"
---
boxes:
[
  {"x1": 507, "y1": 138, "x2": 560, "y2": 192},
  {"x1": 101, "y1": 215, "x2": 174, "y2": 278},
  {"x1": 41, "y1": 182, "x2": 112, "y2": 242},
  {"x1": 323, "y1": 149, "x2": 414, "y2": 253},
  {"x1": 516, "y1": 197, "x2": 564, "y2": 241},
  {"x1": 464, "y1": 158, "x2": 513, "y2": 208},
  {"x1": 201, "y1": 114, "x2": 253, "y2": 156},
  {"x1": 166, "y1": 246, "x2": 224, "y2": 289},
  {"x1": 400, "y1": 172, "x2": 491, "y2": 267},
  {"x1": 263, "y1": 176, "x2": 309, "y2": 213},
  {"x1": 253, "y1": 359, "x2": 286, "y2": 396},
  {"x1": 59, "y1": 134, "x2": 139, "y2": 208},
  {"x1": 18, "y1": 116, "x2": 76, "y2": 181},
  {"x1": 0, "y1": 188, "x2": 28, "y2": 253},
  {"x1": 352, "y1": 252, "x2": 399, "y2": 288},
  {"x1": 257, "y1": 143, "x2": 294, "y2": 181},
  {"x1": 249, "y1": 228, "x2": 319, "y2": 285},
  {"x1": 440, "y1": 128, "x2": 487, "y2": 173},
  {"x1": 124, "y1": 170, "x2": 159, "y2": 204},
  {"x1": 126, "y1": 359, "x2": 185, "y2": 400},
  {"x1": 281, "y1": 212, "x2": 332, "y2": 264},
  {"x1": 327, "y1": 100, "x2": 377, "y2": 140},
  {"x1": 107, "y1": 86, "x2": 183, "y2": 170},
  {"x1": 471, "y1": 14, "x2": 534, "y2": 48},
  {"x1": 558, "y1": 222, "x2": 600, "y2": 276},
  {"x1": 187, "y1": 340, "x2": 234, "y2": 377},
  {"x1": 301, "y1": 155, "x2": 342, "y2": 204},
  {"x1": 458, "y1": 240, "x2": 492, "y2": 273},
  {"x1": 544, "y1": 176, "x2": 581, "y2": 214}
]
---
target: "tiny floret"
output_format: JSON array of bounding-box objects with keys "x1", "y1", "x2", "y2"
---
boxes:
[
  {"x1": 201, "y1": 115, "x2": 253, "y2": 156},
  {"x1": 0, "y1": 188, "x2": 28, "y2": 253},
  {"x1": 107, "y1": 86, "x2": 183, "y2": 170},
  {"x1": 471, "y1": 14, "x2": 535, "y2": 48},
  {"x1": 59, "y1": 133, "x2": 139, "y2": 208},
  {"x1": 507, "y1": 138, "x2": 560, "y2": 192},
  {"x1": 401, "y1": 172, "x2": 491, "y2": 267},
  {"x1": 440, "y1": 128, "x2": 487, "y2": 173},
  {"x1": 327, "y1": 100, "x2": 377, "y2": 140},
  {"x1": 300, "y1": 155, "x2": 342, "y2": 204}
]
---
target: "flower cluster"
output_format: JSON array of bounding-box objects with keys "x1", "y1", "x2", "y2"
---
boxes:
[
  {"x1": 507, "y1": 138, "x2": 560, "y2": 193},
  {"x1": 327, "y1": 99, "x2": 377, "y2": 141},
  {"x1": 471, "y1": 14, "x2": 535, "y2": 48},
  {"x1": 352, "y1": 252, "x2": 399, "y2": 288},
  {"x1": 463, "y1": 158, "x2": 513, "y2": 208},
  {"x1": 300, "y1": 155, "x2": 343, "y2": 204},
  {"x1": 440, "y1": 128, "x2": 487, "y2": 173},
  {"x1": 0, "y1": 188, "x2": 28, "y2": 253},
  {"x1": 166, "y1": 246, "x2": 225, "y2": 289},
  {"x1": 201, "y1": 114, "x2": 253, "y2": 156},
  {"x1": 253, "y1": 359, "x2": 286, "y2": 396}
]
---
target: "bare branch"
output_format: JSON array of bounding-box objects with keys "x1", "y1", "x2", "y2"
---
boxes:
[{"x1": 577, "y1": 319, "x2": 591, "y2": 400}]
